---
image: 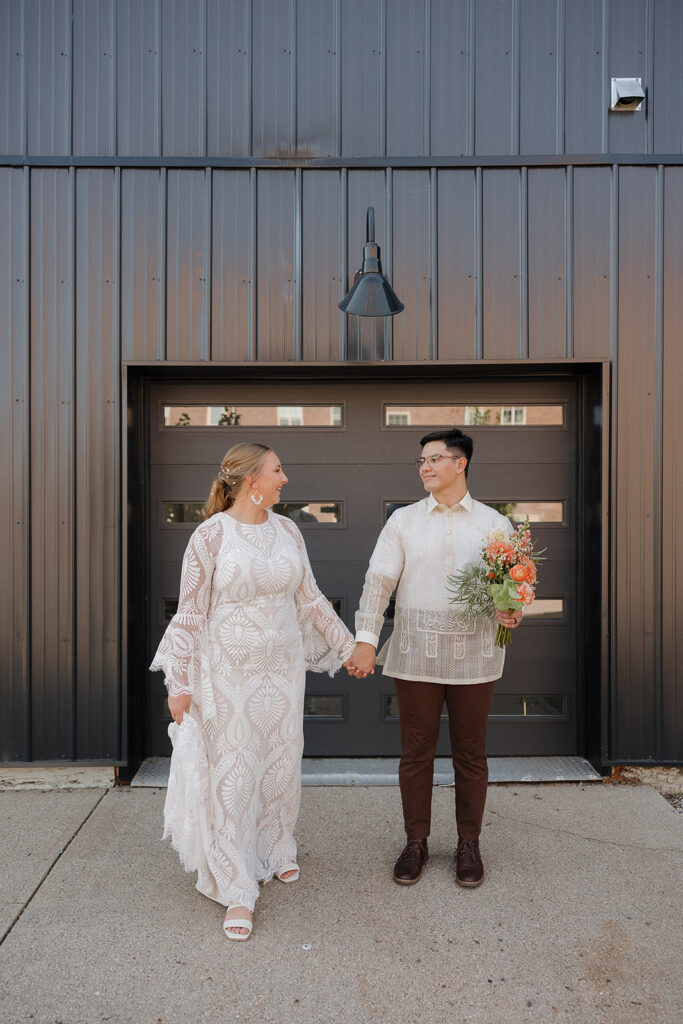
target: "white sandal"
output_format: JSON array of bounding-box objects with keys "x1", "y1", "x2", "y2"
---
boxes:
[
  {"x1": 223, "y1": 904, "x2": 253, "y2": 941},
  {"x1": 275, "y1": 862, "x2": 300, "y2": 884}
]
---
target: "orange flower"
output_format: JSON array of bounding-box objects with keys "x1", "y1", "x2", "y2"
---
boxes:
[
  {"x1": 521, "y1": 558, "x2": 537, "y2": 584},
  {"x1": 509, "y1": 563, "x2": 527, "y2": 583},
  {"x1": 516, "y1": 582, "x2": 535, "y2": 605},
  {"x1": 488, "y1": 571, "x2": 495, "y2": 580}
]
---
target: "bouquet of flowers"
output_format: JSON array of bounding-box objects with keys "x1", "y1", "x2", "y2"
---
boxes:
[{"x1": 447, "y1": 517, "x2": 543, "y2": 648}]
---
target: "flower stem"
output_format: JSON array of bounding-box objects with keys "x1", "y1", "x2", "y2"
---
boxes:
[{"x1": 495, "y1": 624, "x2": 512, "y2": 648}]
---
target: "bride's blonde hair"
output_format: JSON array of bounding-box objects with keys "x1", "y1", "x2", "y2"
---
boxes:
[{"x1": 203, "y1": 442, "x2": 272, "y2": 519}]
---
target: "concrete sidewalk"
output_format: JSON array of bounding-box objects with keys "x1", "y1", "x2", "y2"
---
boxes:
[{"x1": 0, "y1": 783, "x2": 681, "y2": 1024}]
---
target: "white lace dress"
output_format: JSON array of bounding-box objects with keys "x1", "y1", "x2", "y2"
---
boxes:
[{"x1": 150, "y1": 510, "x2": 355, "y2": 911}]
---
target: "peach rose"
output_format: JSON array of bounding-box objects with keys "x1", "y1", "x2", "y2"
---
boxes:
[{"x1": 509, "y1": 563, "x2": 527, "y2": 583}]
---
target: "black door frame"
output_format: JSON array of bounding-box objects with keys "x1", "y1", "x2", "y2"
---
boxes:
[{"x1": 120, "y1": 359, "x2": 609, "y2": 780}]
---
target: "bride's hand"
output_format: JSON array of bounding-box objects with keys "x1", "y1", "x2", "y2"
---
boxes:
[{"x1": 168, "y1": 692, "x2": 192, "y2": 724}]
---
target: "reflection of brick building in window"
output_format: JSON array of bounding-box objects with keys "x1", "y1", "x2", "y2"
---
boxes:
[
  {"x1": 164, "y1": 404, "x2": 342, "y2": 427},
  {"x1": 384, "y1": 404, "x2": 564, "y2": 427}
]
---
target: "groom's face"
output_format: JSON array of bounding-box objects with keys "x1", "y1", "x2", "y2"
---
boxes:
[{"x1": 419, "y1": 440, "x2": 467, "y2": 493}]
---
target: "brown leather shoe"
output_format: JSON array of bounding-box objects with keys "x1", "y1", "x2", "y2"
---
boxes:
[
  {"x1": 393, "y1": 838, "x2": 428, "y2": 885},
  {"x1": 455, "y1": 838, "x2": 484, "y2": 887}
]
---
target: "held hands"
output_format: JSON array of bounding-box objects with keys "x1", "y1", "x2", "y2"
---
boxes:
[
  {"x1": 168, "y1": 692, "x2": 192, "y2": 725},
  {"x1": 495, "y1": 609, "x2": 523, "y2": 629},
  {"x1": 343, "y1": 642, "x2": 376, "y2": 679}
]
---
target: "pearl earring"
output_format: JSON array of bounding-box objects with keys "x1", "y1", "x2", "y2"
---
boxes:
[{"x1": 250, "y1": 490, "x2": 264, "y2": 506}]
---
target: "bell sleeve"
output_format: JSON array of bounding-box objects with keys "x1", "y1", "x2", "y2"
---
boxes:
[
  {"x1": 149, "y1": 517, "x2": 221, "y2": 698},
  {"x1": 355, "y1": 512, "x2": 405, "y2": 648},
  {"x1": 280, "y1": 518, "x2": 356, "y2": 674}
]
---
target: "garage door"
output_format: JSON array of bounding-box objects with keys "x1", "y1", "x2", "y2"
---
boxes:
[{"x1": 145, "y1": 376, "x2": 579, "y2": 757}]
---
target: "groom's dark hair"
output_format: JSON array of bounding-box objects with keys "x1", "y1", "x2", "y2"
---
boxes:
[{"x1": 419, "y1": 429, "x2": 473, "y2": 478}]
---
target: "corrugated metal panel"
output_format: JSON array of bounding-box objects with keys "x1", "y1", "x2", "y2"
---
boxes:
[
  {"x1": 256, "y1": 169, "x2": 296, "y2": 358},
  {"x1": 391, "y1": 169, "x2": 431, "y2": 360},
  {"x1": 0, "y1": 169, "x2": 29, "y2": 760},
  {"x1": 30, "y1": 168, "x2": 74, "y2": 759},
  {"x1": 296, "y1": 0, "x2": 339, "y2": 157},
  {"x1": 72, "y1": 0, "x2": 115, "y2": 156},
  {"x1": 563, "y1": 0, "x2": 604, "y2": 154},
  {"x1": 612, "y1": 165, "x2": 658, "y2": 760},
  {"x1": 519, "y1": 0, "x2": 560, "y2": 155},
  {"x1": 206, "y1": 0, "x2": 250, "y2": 157},
  {"x1": 386, "y1": 0, "x2": 426, "y2": 157},
  {"x1": 26, "y1": 0, "x2": 71, "y2": 156},
  {"x1": 252, "y1": 0, "x2": 295, "y2": 157},
  {"x1": 482, "y1": 169, "x2": 521, "y2": 357},
  {"x1": 608, "y1": 0, "x2": 649, "y2": 156},
  {"x1": 436, "y1": 169, "x2": 476, "y2": 359},
  {"x1": 653, "y1": 0, "x2": 683, "y2": 154},
  {"x1": 474, "y1": 0, "x2": 515, "y2": 155},
  {"x1": 121, "y1": 169, "x2": 164, "y2": 361},
  {"x1": 573, "y1": 166, "x2": 611, "y2": 358},
  {"x1": 211, "y1": 169, "x2": 251, "y2": 360},
  {"x1": 345, "y1": 169, "x2": 386, "y2": 360},
  {"x1": 528, "y1": 168, "x2": 566, "y2": 358},
  {"x1": 165, "y1": 169, "x2": 208, "y2": 360},
  {"x1": 75, "y1": 169, "x2": 119, "y2": 759},
  {"x1": 340, "y1": 0, "x2": 382, "y2": 157},
  {"x1": 302, "y1": 170, "x2": 341, "y2": 360},
  {"x1": 116, "y1": 0, "x2": 161, "y2": 157},
  {"x1": 661, "y1": 166, "x2": 682, "y2": 759},
  {"x1": 0, "y1": 0, "x2": 25, "y2": 154},
  {"x1": 161, "y1": 0, "x2": 206, "y2": 157},
  {"x1": 429, "y1": 0, "x2": 469, "y2": 157}
]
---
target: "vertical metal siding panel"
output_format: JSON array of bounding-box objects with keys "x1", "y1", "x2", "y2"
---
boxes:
[
  {"x1": 386, "y1": 0, "x2": 425, "y2": 156},
  {"x1": 473, "y1": 0, "x2": 515, "y2": 155},
  {"x1": 75, "y1": 170, "x2": 119, "y2": 759},
  {"x1": 30, "y1": 169, "x2": 74, "y2": 759},
  {"x1": 613, "y1": 166, "x2": 658, "y2": 760},
  {"x1": 296, "y1": 0, "x2": 337, "y2": 157},
  {"x1": 661, "y1": 166, "x2": 683, "y2": 759},
  {"x1": 166, "y1": 170, "x2": 208, "y2": 361},
  {"x1": 252, "y1": 0, "x2": 295, "y2": 156},
  {"x1": 256, "y1": 170, "x2": 296, "y2": 359},
  {"x1": 391, "y1": 170, "x2": 431, "y2": 360},
  {"x1": 0, "y1": 169, "x2": 29, "y2": 760},
  {"x1": 519, "y1": 0, "x2": 559, "y2": 154},
  {"x1": 206, "y1": 0, "x2": 249, "y2": 157},
  {"x1": 527, "y1": 168, "x2": 566, "y2": 358},
  {"x1": 430, "y1": 0, "x2": 469, "y2": 157},
  {"x1": 0, "y1": 0, "x2": 25, "y2": 154},
  {"x1": 116, "y1": 0, "x2": 160, "y2": 156},
  {"x1": 161, "y1": 0, "x2": 206, "y2": 157},
  {"x1": 72, "y1": 0, "x2": 115, "y2": 156},
  {"x1": 653, "y1": 0, "x2": 683, "y2": 154},
  {"x1": 573, "y1": 166, "x2": 611, "y2": 358},
  {"x1": 608, "y1": 0, "x2": 649, "y2": 155},
  {"x1": 26, "y1": 0, "x2": 71, "y2": 155},
  {"x1": 564, "y1": 0, "x2": 604, "y2": 154},
  {"x1": 436, "y1": 170, "x2": 476, "y2": 359},
  {"x1": 211, "y1": 170, "x2": 251, "y2": 361},
  {"x1": 481, "y1": 169, "x2": 521, "y2": 358},
  {"x1": 345, "y1": 170, "x2": 386, "y2": 360},
  {"x1": 121, "y1": 170, "x2": 163, "y2": 361},
  {"x1": 302, "y1": 170, "x2": 341, "y2": 360},
  {"x1": 340, "y1": 0, "x2": 382, "y2": 156}
]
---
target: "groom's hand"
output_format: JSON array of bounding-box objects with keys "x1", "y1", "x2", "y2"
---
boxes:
[{"x1": 344, "y1": 642, "x2": 376, "y2": 678}]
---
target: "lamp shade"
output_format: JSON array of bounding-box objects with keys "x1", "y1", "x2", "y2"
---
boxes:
[{"x1": 338, "y1": 207, "x2": 404, "y2": 317}]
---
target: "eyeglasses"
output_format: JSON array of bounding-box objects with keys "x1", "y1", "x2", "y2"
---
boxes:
[{"x1": 414, "y1": 454, "x2": 464, "y2": 469}]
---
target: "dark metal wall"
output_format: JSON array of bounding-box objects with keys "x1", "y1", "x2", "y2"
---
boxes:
[{"x1": 1, "y1": 0, "x2": 681, "y2": 763}]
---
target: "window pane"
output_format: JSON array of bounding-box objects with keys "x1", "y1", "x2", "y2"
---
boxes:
[
  {"x1": 483, "y1": 500, "x2": 565, "y2": 523},
  {"x1": 304, "y1": 695, "x2": 344, "y2": 718},
  {"x1": 384, "y1": 404, "x2": 564, "y2": 427},
  {"x1": 273, "y1": 501, "x2": 342, "y2": 524},
  {"x1": 163, "y1": 598, "x2": 178, "y2": 622},
  {"x1": 489, "y1": 695, "x2": 565, "y2": 717},
  {"x1": 163, "y1": 404, "x2": 343, "y2": 427},
  {"x1": 163, "y1": 501, "x2": 204, "y2": 524},
  {"x1": 384, "y1": 500, "x2": 416, "y2": 522},
  {"x1": 524, "y1": 598, "x2": 565, "y2": 619}
]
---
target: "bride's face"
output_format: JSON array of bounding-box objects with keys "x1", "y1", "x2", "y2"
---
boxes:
[{"x1": 252, "y1": 450, "x2": 288, "y2": 507}]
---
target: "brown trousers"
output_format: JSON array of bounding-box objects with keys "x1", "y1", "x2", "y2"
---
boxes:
[{"x1": 394, "y1": 678, "x2": 496, "y2": 842}]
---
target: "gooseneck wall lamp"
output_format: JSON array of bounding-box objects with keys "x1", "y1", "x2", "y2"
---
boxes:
[{"x1": 338, "y1": 207, "x2": 404, "y2": 317}]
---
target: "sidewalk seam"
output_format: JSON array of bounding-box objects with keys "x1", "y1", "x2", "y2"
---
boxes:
[{"x1": 0, "y1": 789, "x2": 108, "y2": 948}]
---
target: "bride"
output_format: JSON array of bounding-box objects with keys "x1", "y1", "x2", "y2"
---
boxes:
[{"x1": 151, "y1": 442, "x2": 362, "y2": 940}]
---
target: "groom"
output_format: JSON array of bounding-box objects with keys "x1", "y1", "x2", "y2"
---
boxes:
[{"x1": 349, "y1": 429, "x2": 522, "y2": 887}]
